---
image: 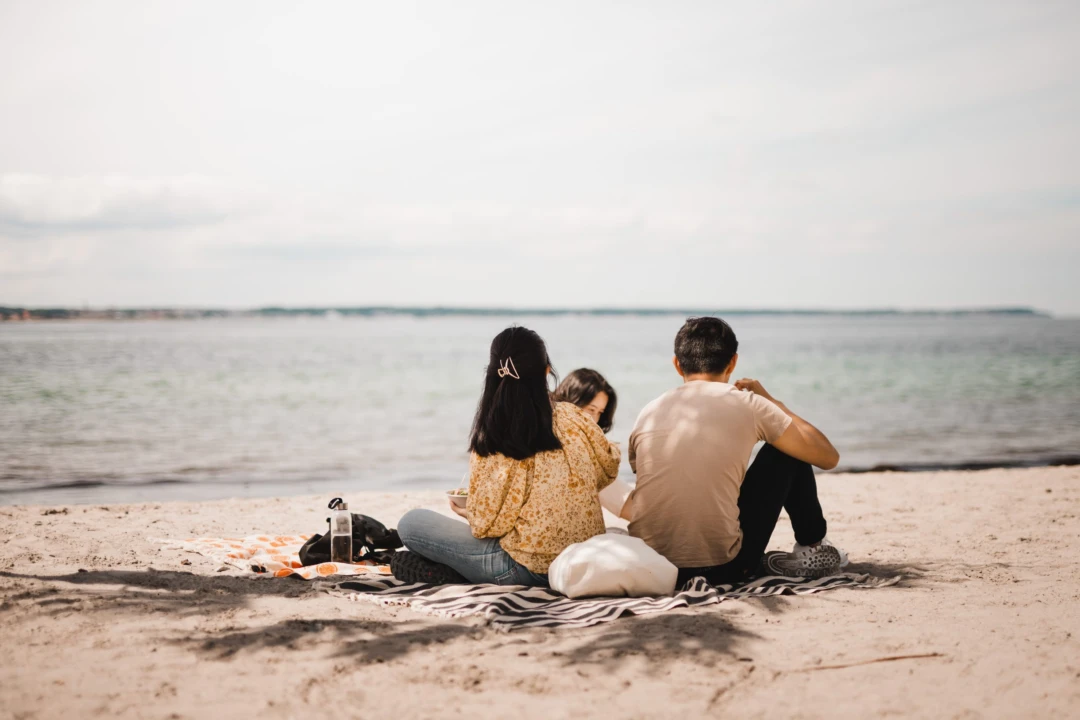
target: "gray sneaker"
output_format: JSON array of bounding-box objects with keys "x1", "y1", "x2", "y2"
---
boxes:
[{"x1": 763, "y1": 543, "x2": 843, "y2": 579}]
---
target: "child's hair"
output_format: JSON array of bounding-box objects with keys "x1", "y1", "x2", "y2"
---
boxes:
[
  {"x1": 469, "y1": 326, "x2": 562, "y2": 460},
  {"x1": 553, "y1": 368, "x2": 617, "y2": 433}
]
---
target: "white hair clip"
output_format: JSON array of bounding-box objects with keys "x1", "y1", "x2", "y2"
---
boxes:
[{"x1": 497, "y1": 357, "x2": 521, "y2": 380}]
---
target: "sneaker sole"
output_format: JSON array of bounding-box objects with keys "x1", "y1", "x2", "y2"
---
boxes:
[
  {"x1": 762, "y1": 546, "x2": 843, "y2": 579},
  {"x1": 389, "y1": 550, "x2": 468, "y2": 585}
]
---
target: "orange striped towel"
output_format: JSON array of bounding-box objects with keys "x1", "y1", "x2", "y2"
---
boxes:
[{"x1": 158, "y1": 534, "x2": 392, "y2": 580}]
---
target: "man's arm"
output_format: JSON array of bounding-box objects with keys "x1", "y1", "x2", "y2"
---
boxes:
[{"x1": 735, "y1": 378, "x2": 840, "y2": 470}]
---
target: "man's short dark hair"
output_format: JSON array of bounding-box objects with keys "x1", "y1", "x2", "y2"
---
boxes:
[{"x1": 674, "y1": 317, "x2": 739, "y2": 375}]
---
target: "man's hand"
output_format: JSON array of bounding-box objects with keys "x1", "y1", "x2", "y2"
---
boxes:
[
  {"x1": 737, "y1": 377, "x2": 840, "y2": 470},
  {"x1": 735, "y1": 378, "x2": 775, "y2": 403}
]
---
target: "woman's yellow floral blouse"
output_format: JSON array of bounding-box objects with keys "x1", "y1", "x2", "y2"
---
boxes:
[{"x1": 465, "y1": 402, "x2": 621, "y2": 573}]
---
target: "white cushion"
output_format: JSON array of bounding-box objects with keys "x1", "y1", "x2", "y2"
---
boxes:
[{"x1": 548, "y1": 532, "x2": 678, "y2": 598}]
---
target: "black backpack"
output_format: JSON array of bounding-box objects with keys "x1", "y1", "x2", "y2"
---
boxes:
[{"x1": 298, "y1": 499, "x2": 403, "y2": 566}]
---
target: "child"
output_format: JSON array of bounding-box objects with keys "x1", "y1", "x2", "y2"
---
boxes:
[{"x1": 554, "y1": 368, "x2": 634, "y2": 521}]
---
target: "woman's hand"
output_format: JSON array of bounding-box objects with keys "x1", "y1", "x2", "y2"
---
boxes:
[{"x1": 448, "y1": 499, "x2": 469, "y2": 519}]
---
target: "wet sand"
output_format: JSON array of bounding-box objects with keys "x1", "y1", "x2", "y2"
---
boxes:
[{"x1": 1, "y1": 466, "x2": 1078, "y2": 719}]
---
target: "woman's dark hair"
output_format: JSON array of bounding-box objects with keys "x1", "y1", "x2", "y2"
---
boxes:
[
  {"x1": 469, "y1": 326, "x2": 562, "y2": 460},
  {"x1": 553, "y1": 368, "x2": 618, "y2": 433},
  {"x1": 674, "y1": 316, "x2": 739, "y2": 374}
]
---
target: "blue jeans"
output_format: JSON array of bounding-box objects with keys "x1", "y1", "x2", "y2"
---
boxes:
[{"x1": 397, "y1": 508, "x2": 549, "y2": 587}]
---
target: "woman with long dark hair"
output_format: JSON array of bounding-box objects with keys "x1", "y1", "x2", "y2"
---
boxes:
[
  {"x1": 553, "y1": 368, "x2": 634, "y2": 521},
  {"x1": 393, "y1": 327, "x2": 621, "y2": 586}
]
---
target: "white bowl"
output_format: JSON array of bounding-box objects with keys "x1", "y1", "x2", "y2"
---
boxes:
[{"x1": 446, "y1": 490, "x2": 468, "y2": 508}]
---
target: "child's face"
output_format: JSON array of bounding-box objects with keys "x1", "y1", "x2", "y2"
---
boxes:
[{"x1": 581, "y1": 391, "x2": 609, "y2": 425}]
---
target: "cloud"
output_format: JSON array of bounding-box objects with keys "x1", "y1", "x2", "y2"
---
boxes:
[
  {"x1": 0, "y1": 2, "x2": 1078, "y2": 311},
  {"x1": 0, "y1": 174, "x2": 238, "y2": 235}
]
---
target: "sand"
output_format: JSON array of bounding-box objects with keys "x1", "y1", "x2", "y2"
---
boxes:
[{"x1": 1, "y1": 466, "x2": 1079, "y2": 719}]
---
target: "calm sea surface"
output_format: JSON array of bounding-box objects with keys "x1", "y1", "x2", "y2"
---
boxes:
[{"x1": 2, "y1": 314, "x2": 1078, "y2": 505}]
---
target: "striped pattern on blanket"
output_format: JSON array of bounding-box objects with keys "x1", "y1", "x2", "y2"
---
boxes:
[{"x1": 333, "y1": 572, "x2": 901, "y2": 631}]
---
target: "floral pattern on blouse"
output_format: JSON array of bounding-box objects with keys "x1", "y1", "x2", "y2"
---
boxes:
[{"x1": 465, "y1": 402, "x2": 621, "y2": 573}]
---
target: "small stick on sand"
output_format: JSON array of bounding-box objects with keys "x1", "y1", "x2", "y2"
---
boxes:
[{"x1": 794, "y1": 652, "x2": 945, "y2": 672}]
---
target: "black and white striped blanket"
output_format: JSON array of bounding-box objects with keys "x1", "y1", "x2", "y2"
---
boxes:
[{"x1": 332, "y1": 572, "x2": 900, "y2": 631}]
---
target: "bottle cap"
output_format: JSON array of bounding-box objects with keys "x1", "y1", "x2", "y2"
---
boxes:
[{"x1": 338, "y1": 502, "x2": 348, "y2": 510}]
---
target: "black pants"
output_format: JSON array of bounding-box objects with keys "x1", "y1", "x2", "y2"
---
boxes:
[{"x1": 675, "y1": 444, "x2": 828, "y2": 588}]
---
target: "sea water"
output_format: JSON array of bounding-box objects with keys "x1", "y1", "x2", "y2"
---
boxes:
[{"x1": 1, "y1": 313, "x2": 1078, "y2": 505}]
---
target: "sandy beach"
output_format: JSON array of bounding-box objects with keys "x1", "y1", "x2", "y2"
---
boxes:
[{"x1": 2, "y1": 465, "x2": 1078, "y2": 719}]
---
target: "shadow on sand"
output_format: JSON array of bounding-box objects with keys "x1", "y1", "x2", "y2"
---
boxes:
[
  {"x1": 0, "y1": 568, "x2": 315, "y2": 619},
  {"x1": 1, "y1": 568, "x2": 766, "y2": 668},
  {"x1": 845, "y1": 560, "x2": 928, "y2": 582},
  {"x1": 159, "y1": 611, "x2": 759, "y2": 669}
]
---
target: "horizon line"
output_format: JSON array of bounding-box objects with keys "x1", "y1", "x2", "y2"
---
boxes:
[{"x1": 0, "y1": 304, "x2": 1055, "y2": 319}]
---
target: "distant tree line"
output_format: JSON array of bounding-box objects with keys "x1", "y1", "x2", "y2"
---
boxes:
[{"x1": 0, "y1": 305, "x2": 1048, "y2": 321}]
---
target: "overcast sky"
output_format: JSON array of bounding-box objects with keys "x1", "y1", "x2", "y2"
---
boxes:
[{"x1": 1, "y1": 1, "x2": 1078, "y2": 313}]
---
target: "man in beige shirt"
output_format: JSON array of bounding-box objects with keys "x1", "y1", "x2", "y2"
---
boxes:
[{"x1": 628, "y1": 317, "x2": 846, "y2": 587}]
